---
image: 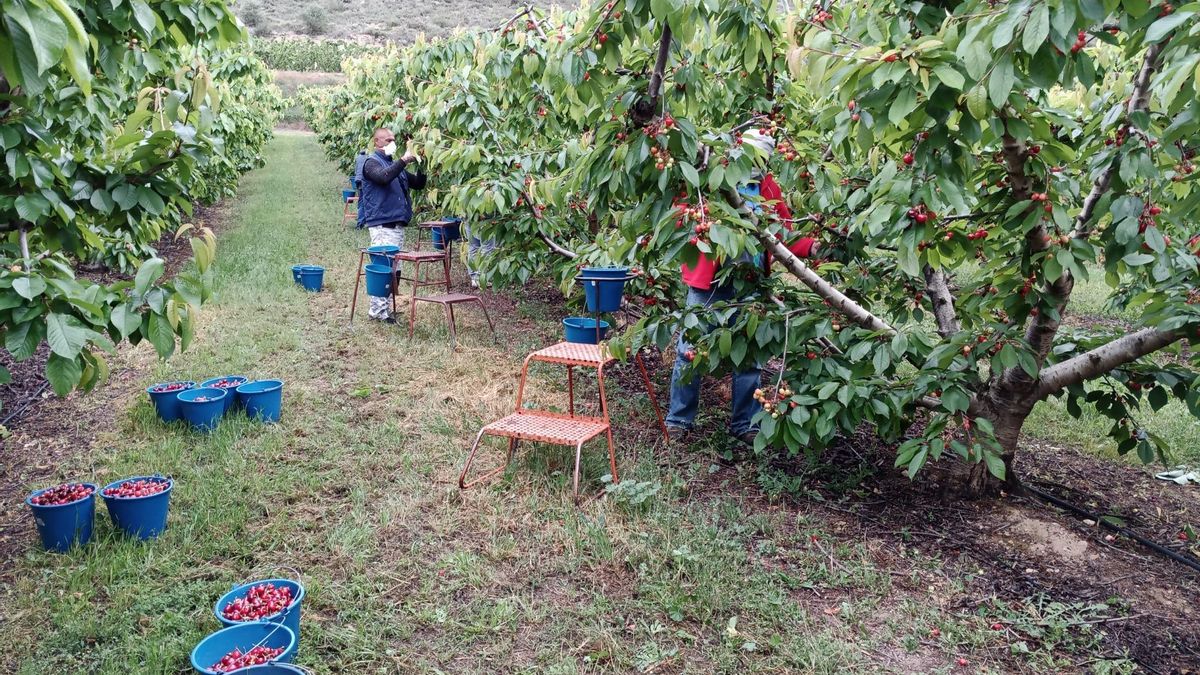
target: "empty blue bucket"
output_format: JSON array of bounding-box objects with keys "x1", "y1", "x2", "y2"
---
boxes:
[
  {"x1": 342, "y1": 189, "x2": 356, "y2": 203},
  {"x1": 299, "y1": 266, "x2": 324, "y2": 292},
  {"x1": 364, "y1": 264, "x2": 393, "y2": 298},
  {"x1": 236, "y1": 380, "x2": 284, "y2": 423},
  {"x1": 431, "y1": 219, "x2": 462, "y2": 251},
  {"x1": 215, "y1": 578, "x2": 305, "y2": 647},
  {"x1": 177, "y1": 387, "x2": 227, "y2": 432},
  {"x1": 582, "y1": 277, "x2": 627, "y2": 312},
  {"x1": 581, "y1": 266, "x2": 629, "y2": 279},
  {"x1": 100, "y1": 475, "x2": 173, "y2": 540},
  {"x1": 190, "y1": 621, "x2": 297, "y2": 675},
  {"x1": 147, "y1": 381, "x2": 196, "y2": 422},
  {"x1": 366, "y1": 245, "x2": 400, "y2": 267},
  {"x1": 25, "y1": 483, "x2": 97, "y2": 552},
  {"x1": 200, "y1": 376, "x2": 248, "y2": 414},
  {"x1": 563, "y1": 317, "x2": 610, "y2": 344}
]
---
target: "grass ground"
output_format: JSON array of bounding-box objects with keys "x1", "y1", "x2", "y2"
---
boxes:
[{"x1": 0, "y1": 132, "x2": 1194, "y2": 673}]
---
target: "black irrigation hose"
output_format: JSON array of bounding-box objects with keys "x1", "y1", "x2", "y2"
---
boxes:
[
  {"x1": 1025, "y1": 483, "x2": 1200, "y2": 576},
  {"x1": 0, "y1": 382, "x2": 48, "y2": 428}
]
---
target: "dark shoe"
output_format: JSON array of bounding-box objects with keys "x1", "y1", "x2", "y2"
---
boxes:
[
  {"x1": 666, "y1": 425, "x2": 690, "y2": 443},
  {"x1": 733, "y1": 430, "x2": 758, "y2": 448},
  {"x1": 370, "y1": 314, "x2": 396, "y2": 325}
]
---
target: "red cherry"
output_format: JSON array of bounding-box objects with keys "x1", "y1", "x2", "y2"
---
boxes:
[{"x1": 902, "y1": 153, "x2": 914, "y2": 165}]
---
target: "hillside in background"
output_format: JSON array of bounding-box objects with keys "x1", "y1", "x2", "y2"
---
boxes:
[{"x1": 235, "y1": 0, "x2": 559, "y2": 42}]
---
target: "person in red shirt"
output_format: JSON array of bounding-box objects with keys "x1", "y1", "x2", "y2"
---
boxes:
[{"x1": 667, "y1": 129, "x2": 819, "y2": 445}]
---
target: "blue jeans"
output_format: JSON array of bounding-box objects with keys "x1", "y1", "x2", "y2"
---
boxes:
[
  {"x1": 466, "y1": 224, "x2": 497, "y2": 281},
  {"x1": 666, "y1": 285, "x2": 761, "y2": 435}
]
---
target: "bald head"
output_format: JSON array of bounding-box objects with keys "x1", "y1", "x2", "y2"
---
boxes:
[{"x1": 372, "y1": 128, "x2": 395, "y2": 150}]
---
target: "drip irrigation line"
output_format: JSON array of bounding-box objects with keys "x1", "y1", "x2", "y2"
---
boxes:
[
  {"x1": 1024, "y1": 484, "x2": 1200, "y2": 576},
  {"x1": 1, "y1": 382, "x2": 48, "y2": 427}
]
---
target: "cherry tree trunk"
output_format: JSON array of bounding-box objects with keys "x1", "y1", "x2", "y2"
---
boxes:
[{"x1": 951, "y1": 387, "x2": 1034, "y2": 498}]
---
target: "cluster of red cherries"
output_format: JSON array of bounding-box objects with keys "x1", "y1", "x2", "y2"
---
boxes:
[
  {"x1": 150, "y1": 382, "x2": 189, "y2": 393},
  {"x1": 221, "y1": 582, "x2": 295, "y2": 622},
  {"x1": 30, "y1": 483, "x2": 93, "y2": 506},
  {"x1": 210, "y1": 646, "x2": 285, "y2": 673},
  {"x1": 649, "y1": 145, "x2": 675, "y2": 171},
  {"x1": 672, "y1": 195, "x2": 714, "y2": 247},
  {"x1": 102, "y1": 479, "x2": 169, "y2": 499},
  {"x1": 754, "y1": 382, "x2": 797, "y2": 417},
  {"x1": 207, "y1": 379, "x2": 241, "y2": 389}
]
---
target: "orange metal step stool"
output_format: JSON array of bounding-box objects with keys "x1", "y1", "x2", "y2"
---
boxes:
[{"x1": 459, "y1": 341, "x2": 669, "y2": 502}]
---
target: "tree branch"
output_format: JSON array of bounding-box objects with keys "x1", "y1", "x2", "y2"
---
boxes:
[
  {"x1": 19, "y1": 225, "x2": 29, "y2": 260},
  {"x1": 1070, "y1": 41, "x2": 1165, "y2": 239},
  {"x1": 541, "y1": 231, "x2": 578, "y2": 259},
  {"x1": 1035, "y1": 328, "x2": 1183, "y2": 399},
  {"x1": 647, "y1": 25, "x2": 673, "y2": 103},
  {"x1": 726, "y1": 187, "x2": 895, "y2": 334},
  {"x1": 519, "y1": 189, "x2": 577, "y2": 258},
  {"x1": 923, "y1": 265, "x2": 960, "y2": 338}
]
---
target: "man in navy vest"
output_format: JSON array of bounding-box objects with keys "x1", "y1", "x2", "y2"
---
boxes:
[{"x1": 360, "y1": 128, "x2": 427, "y2": 323}]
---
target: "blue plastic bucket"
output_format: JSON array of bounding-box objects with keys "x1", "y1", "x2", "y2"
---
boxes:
[
  {"x1": 236, "y1": 380, "x2": 284, "y2": 423},
  {"x1": 200, "y1": 376, "x2": 248, "y2": 414},
  {"x1": 147, "y1": 381, "x2": 196, "y2": 423},
  {"x1": 431, "y1": 222, "x2": 462, "y2": 251},
  {"x1": 342, "y1": 189, "x2": 356, "y2": 203},
  {"x1": 366, "y1": 245, "x2": 400, "y2": 267},
  {"x1": 291, "y1": 265, "x2": 304, "y2": 284},
  {"x1": 364, "y1": 264, "x2": 393, "y2": 298},
  {"x1": 190, "y1": 621, "x2": 297, "y2": 675},
  {"x1": 25, "y1": 483, "x2": 97, "y2": 552},
  {"x1": 582, "y1": 277, "x2": 627, "y2": 312},
  {"x1": 100, "y1": 476, "x2": 173, "y2": 540},
  {"x1": 299, "y1": 266, "x2": 324, "y2": 292},
  {"x1": 177, "y1": 388, "x2": 227, "y2": 432},
  {"x1": 581, "y1": 266, "x2": 629, "y2": 279},
  {"x1": 563, "y1": 317, "x2": 610, "y2": 344},
  {"x1": 215, "y1": 579, "x2": 305, "y2": 647}
]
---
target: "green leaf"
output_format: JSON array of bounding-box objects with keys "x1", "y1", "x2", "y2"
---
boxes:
[
  {"x1": 46, "y1": 353, "x2": 83, "y2": 397},
  {"x1": 13, "y1": 276, "x2": 47, "y2": 299},
  {"x1": 1022, "y1": 4, "x2": 1050, "y2": 55},
  {"x1": 131, "y1": 0, "x2": 158, "y2": 35},
  {"x1": 134, "y1": 257, "x2": 165, "y2": 295},
  {"x1": 933, "y1": 64, "x2": 965, "y2": 90},
  {"x1": 1146, "y1": 12, "x2": 1194, "y2": 43},
  {"x1": 966, "y1": 85, "x2": 989, "y2": 119},
  {"x1": 111, "y1": 303, "x2": 141, "y2": 339},
  {"x1": 988, "y1": 56, "x2": 1015, "y2": 108},
  {"x1": 45, "y1": 312, "x2": 92, "y2": 359},
  {"x1": 4, "y1": 1, "x2": 69, "y2": 73},
  {"x1": 679, "y1": 162, "x2": 700, "y2": 188},
  {"x1": 146, "y1": 313, "x2": 175, "y2": 359},
  {"x1": 984, "y1": 451, "x2": 1007, "y2": 479}
]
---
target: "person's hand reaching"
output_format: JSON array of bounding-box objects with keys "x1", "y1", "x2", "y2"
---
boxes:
[{"x1": 402, "y1": 139, "x2": 419, "y2": 164}]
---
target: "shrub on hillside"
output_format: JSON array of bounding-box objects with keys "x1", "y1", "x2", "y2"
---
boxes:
[{"x1": 300, "y1": 5, "x2": 328, "y2": 35}]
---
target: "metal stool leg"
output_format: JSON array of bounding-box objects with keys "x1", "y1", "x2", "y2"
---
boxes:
[
  {"x1": 572, "y1": 441, "x2": 585, "y2": 503},
  {"x1": 460, "y1": 432, "x2": 518, "y2": 489},
  {"x1": 446, "y1": 302, "x2": 457, "y2": 348},
  {"x1": 635, "y1": 352, "x2": 669, "y2": 442},
  {"x1": 349, "y1": 251, "x2": 365, "y2": 324},
  {"x1": 472, "y1": 298, "x2": 496, "y2": 342}
]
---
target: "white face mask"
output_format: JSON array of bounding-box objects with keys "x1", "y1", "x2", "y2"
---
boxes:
[{"x1": 382, "y1": 141, "x2": 397, "y2": 157}]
